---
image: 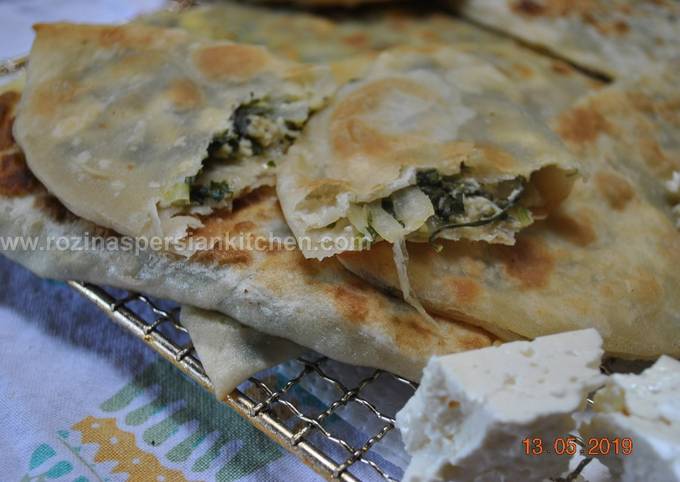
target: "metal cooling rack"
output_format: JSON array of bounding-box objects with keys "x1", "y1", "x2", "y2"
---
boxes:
[
  {"x1": 68, "y1": 281, "x2": 603, "y2": 482},
  {"x1": 67, "y1": 281, "x2": 417, "y2": 482}
]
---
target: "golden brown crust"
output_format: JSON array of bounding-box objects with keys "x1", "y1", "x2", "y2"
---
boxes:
[
  {"x1": 0, "y1": 151, "x2": 39, "y2": 197},
  {"x1": 32, "y1": 193, "x2": 81, "y2": 225},
  {"x1": 545, "y1": 210, "x2": 596, "y2": 247},
  {"x1": 556, "y1": 106, "x2": 613, "y2": 145},
  {"x1": 491, "y1": 238, "x2": 555, "y2": 290},
  {"x1": 32, "y1": 22, "x2": 186, "y2": 50},
  {"x1": 446, "y1": 277, "x2": 481, "y2": 305},
  {"x1": 594, "y1": 171, "x2": 635, "y2": 211},
  {"x1": 329, "y1": 77, "x2": 439, "y2": 160},
  {"x1": 461, "y1": 0, "x2": 679, "y2": 78},
  {"x1": 190, "y1": 248, "x2": 253, "y2": 266},
  {"x1": 165, "y1": 79, "x2": 204, "y2": 110},
  {"x1": 0, "y1": 91, "x2": 20, "y2": 151},
  {"x1": 328, "y1": 285, "x2": 370, "y2": 323},
  {"x1": 193, "y1": 44, "x2": 273, "y2": 81},
  {"x1": 509, "y1": 0, "x2": 663, "y2": 38}
]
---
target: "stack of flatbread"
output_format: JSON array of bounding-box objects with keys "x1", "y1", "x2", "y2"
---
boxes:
[{"x1": 1, "y1": 1, "x2": 678, "y2": 400}]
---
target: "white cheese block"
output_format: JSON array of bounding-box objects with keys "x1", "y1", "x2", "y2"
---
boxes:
[
  {"x1": 582, "y1": 355, "x2": 680, "y2": 482},
  {"x1": 396, "y1": 329, "x2": 605, "y2": 482},
  {"x1": 668, "y1": 171, "x2": 680, "y2": 228}
]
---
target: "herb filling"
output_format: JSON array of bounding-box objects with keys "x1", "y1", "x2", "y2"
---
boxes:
[
  {"x1": 415, "y1": 168, "x2": 527, "y2": 240},
  {"x1": 165, "y1": 98, "x2": 308, "y2": 207},
  {"x1": 206, "y1": 99, "x2": 305, "y2": 162},
  {"x1": 189, "y1": 180, "x2": 232, "y2": 205}
]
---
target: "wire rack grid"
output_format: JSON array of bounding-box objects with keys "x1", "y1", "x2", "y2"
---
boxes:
[
  {"x1": 68, "y1": 281, "x2": 418, "y2": 482},
  {"x1": 69, "y1": 282, "x2": 604, "y2": 482}
]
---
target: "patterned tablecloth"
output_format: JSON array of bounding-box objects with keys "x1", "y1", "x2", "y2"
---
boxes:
[{"x1": 0, "y1": 258, "x2": 324, "y2": 481}]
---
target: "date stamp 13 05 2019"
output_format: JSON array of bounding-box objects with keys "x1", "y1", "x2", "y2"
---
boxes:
[{"x1": 522, "y1": 437, "x2": 634, "y2": 457}]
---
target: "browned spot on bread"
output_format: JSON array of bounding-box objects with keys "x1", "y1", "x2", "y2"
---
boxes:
[
  {"x1": 342, "y1": 32, "x2": 369, "y2": 48},
  {"x1": 233, "y1": 221, "x2": 256, "y2": 232},
  {"x1": 557, "y1": 105, "x2": 612, "y2": 145},
  {"x1": 546, "y1": 211, "x2": 596, "y2": 246},
  {"x1": 0, "y1": 91, "x2": 20, "y2": 150},
  {"x1": 190, "y1": 248, "x2": 251, "y2": 266},
  {"x1": 631, "y1": 269, "x2": 662, "y2": 305},
  {"x1": 614, "y1": 20, "x2": 630, "y2": 34},
  {"x1": 0, "y1": 151, "x2": 40, "y2": 197},
  {"x1": 551, "y1": 61, "x2": 573, "y2": 75},
  {"x1": 446, "y1": 277, "x2": 481, "y2": 305},
  {"x1": 639, "y1": 136, "x2": 678, "y2": 177},
  {"x1": 626, "y1": 91, "x2": 656, "y2": 113},
  {"x1": 493, "y1": 237, "x2": 555, "y2": 289},
  {"x1": 98, "y1": 26, "x2": 127, "y2": 47},
  {"x1": 33, "y1": 193, "x2": 79, "y2": 224},
  {"x1": 194, "y1": 44, "x2": 271, "y2": 81},
  {"x1": 599, "y1": 283, "x2": 614, "y2": 298},
  {"x1": 295, "y1": 253, "x2": 323, "y2": 278},
  {"x1": 166, "y1": 79, "x2": 203, "y2": 110},
  {"x1": 418, "y1": 30, "x2": 443, "y2": 43},
  {"x1": 231, "y1": 186, "x2": 277, "y2": 215},
  {"x1": 30, "y1": 79, "x2": 80, "y2": 119},
  {"x1": 511, "y1": 63, "x2": 534, "y2": 79},
  {"x1": 458, "y1": 330, "x2": 495, "y2": 351},
  {"x1": 330, "y1": 78, "x2": 439, "y2": 161},
  {"x1": 512, "y1": 0, "x2": 546, "y2": 16},
  {"x1": 618, "y1": 4, "x2": 632, "y2": 14},
  {"x1": 512, "y1": 0, "x2": 607, "y2": 18},
  {"x1": 339, "y1": 242, "x2": 399, "y2": 287},
  {"x1": 393, "y1": 315, "x2": 435, "y2": 350},
  {"x1": 330, "y1": 285, "x2": 369, "y2": 323},
  {"x1": 475, "y1": 145, "x2": 515, "y2": 171},
  {"x1": 595, "y1": 171, "x2": 634, "y2": 210}
]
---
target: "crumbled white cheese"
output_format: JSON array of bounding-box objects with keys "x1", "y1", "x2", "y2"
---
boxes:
[
  {"x1": 462, "y1": 194, "x2": 502, "y2": 221},
  {"x1": 666, "y1": 171, "x2": 680, "y2": 196},
  {"x1": 396, "y1": 329, "x2": 605, "y2": 482},
  {"x1": 582, "y1": 356, "x2": 680, "y2": 482},
  {"x1": 246, "y1": 114, "x2": 279, "y2": 147}
]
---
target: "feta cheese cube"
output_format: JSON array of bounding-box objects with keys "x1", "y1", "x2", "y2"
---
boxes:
[
  {"x1": 582, "y1": 355, "x2": 680, "y2": 482},
  {"x1": 396, "y1": 329, "x2": 605, "y2": 482}
]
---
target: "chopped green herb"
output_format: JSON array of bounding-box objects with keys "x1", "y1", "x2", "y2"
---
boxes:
[
  {"x1": 427, "y1": 183, "x2": 525, "y2": 242},
  {"x1": 366, "y1": 224, "x2": 379, "y2": 241},
  {"x1": 190, "y1": 181, "x2": 232, "y2": 205},
  {"x1": 416, "y1": 167, "x2": 527, "y2": 242}
]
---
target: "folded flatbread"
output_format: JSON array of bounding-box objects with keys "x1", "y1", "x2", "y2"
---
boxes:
[
  {"x1": 180, "y1": 306, "x2": 304, "y2": 399},
  {"x1": 554, "y1": 61, "x2": 680, "y2": 223},
  {"x1": 13, "y1": 23, "x2": 334, "y2": 243},
  {"x1": 138, "y1": 2, "x2": 601, "y2": 121},
  {"x1": 338, "y1": 69, "x2": 680, "y2": 359},
  {"x1": 1, "y1": 85, "x2": 495, "y2": 381},
  {"x1": 278, "y1": 46, "x2": 580, "y2": 263},
  {"x1": 450, "y1": 0, "x2": 680, "y2": 79}
]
